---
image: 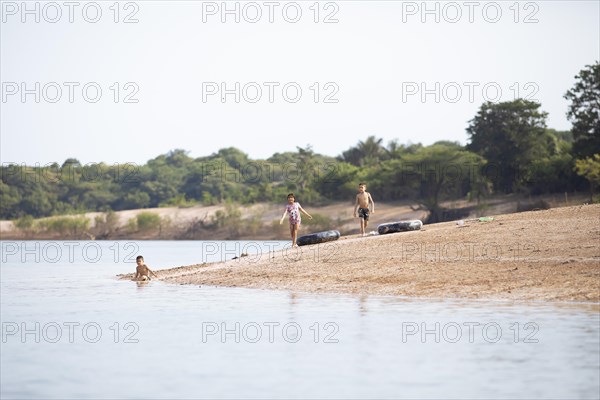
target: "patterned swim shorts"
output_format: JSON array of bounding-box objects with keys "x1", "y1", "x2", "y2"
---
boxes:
[{"x1": 358, "y1": 207, "x2": 369, "y2": 221}]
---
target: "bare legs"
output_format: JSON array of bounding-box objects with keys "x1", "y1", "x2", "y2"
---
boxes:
[
  {"x1": 360, "y1": 218, "x2": 368, "y2": 236},
  {"x1": 289, "y1": 223, "x2": 299, "y2": 247}
]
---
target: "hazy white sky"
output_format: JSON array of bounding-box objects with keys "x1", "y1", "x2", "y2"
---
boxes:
[{"x1": 1, "y1": 0, "x2": 599, "y2": 165}]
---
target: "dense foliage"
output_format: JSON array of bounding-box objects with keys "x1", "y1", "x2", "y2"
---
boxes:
[
  {"x1": 0, "y1": 131, "x2": 587, "y2": 221},
  {"x1": 2, "y1": 63, "x2": 598, "y2": 220},
  {"x1": 564, "y1": 62, "x2": 600, "y2": 159}
]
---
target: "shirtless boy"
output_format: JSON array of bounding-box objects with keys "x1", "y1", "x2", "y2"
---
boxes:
[
  {"x1": 353, "y1": 183, "x2": 375, "y2": 236},
  {"x1": 134, "y1": 255, "x2": 158, "y2": 281}
]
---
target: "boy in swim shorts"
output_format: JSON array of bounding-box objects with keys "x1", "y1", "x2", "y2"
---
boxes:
[{"x1": 353, "y1": 183, "x2": 375, "y2": 236}]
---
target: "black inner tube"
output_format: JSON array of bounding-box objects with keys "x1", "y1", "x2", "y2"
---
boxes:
[{"x1": 297, "y1": 230, "x2": 341, "y2": 246}]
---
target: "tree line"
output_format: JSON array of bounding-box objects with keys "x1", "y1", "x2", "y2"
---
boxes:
[{"x1": 1, "y1": 63, "x2": 598, "y2": 223}]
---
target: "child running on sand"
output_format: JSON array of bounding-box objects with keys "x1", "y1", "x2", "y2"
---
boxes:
[
  {"x1": 279, "y1": 193, "x2": 313, "y2": 247},
  {"x1": 353, "y1": 182, "x2": 375, "y2": 236},
  {"x1": 134, "y1": 255, "x2": 158, "y2": 281}
]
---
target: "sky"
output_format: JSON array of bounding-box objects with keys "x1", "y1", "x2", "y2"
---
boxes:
[{"x1": 1, "y1": 0, "x2": 599, "y2": 165}]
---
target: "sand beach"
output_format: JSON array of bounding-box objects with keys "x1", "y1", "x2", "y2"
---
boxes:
[{"x1": 121, "y1": 204, "x2": 600, "y2": 302}]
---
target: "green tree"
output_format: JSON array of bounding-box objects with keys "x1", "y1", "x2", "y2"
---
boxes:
[
  {"x1": 0, "y1": 180, "x2": 21, "y2": 218},
  {"x1": 294, "y1": 145, "x2": 319, "y2": 200},
  {"x1": 165, "y1": 149, "x2": 193, "y2": 168},
  {"x1": 526, "y1": 129, "x2": 583, "y2": 194},
  {"x1": 213, "y1": 147, "x2": 250, "y2": 167},
  {"x1": 466, "y1": 99, "x2": 552, "y2": 193},
  {"x1": 61, "y1": 158, "x2": 81, "y2": 169},
  {"x1": 340, "y1": 136, "x2": 387, "y2": 167},
  {"x1": 564, "y1": 62, "x2": 600, "y2": 158},
  {"x1": 575, "y1": 154, "x2": 600, "y2": 202},
  {"x1": 312, "y1": 161, "x2": 359, "y2": 200},
  {"x1": 386, "y1": 144, "x2": 487, "y2": 222},
  {"x1": 121, "y1": 191, "x2": 151, "y2": 209}
]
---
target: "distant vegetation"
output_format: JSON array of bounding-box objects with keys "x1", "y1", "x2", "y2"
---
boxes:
[{"x1": 1, "y1": 62, "x2": 598, "y2": 224}]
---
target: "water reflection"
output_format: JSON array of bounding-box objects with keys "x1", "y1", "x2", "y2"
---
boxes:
[
  {"x1": 135, "y1": 281, "x2": 151, "y2": 290},
  {"x1": 1, "y1": 241, "x2": 598, "y2": 399},
  {"x1": 358, "y1": 295, "x2": 369, "y2": 316}
]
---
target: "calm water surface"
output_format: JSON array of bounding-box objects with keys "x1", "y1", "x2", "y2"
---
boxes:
[{"x1": 1, "y1": 241, "x2": 599, "y2": 399}]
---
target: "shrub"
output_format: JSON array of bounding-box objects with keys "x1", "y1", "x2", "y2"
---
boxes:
[
  {"x1": 38, "y1": 216, "x2": 90, "y2": 236},
  {"x1": 136, "y1": 212, "x2": 161, "y2": 231},
  {"x1": 126, "y1": 217, "x2": 138, "y2": 232},
  {"x1": 93, "y1": 210, "x2": 119, "y2": 236},
  {"x1": 210, "y1": 203, "x2": 243, "y2": 238},
  {"x1": 14, "y1": 215, "x2": 34, "y2": 230}
]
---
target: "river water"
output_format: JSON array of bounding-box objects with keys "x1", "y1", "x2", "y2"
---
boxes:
[{"x1": 1, "y1": 241, "x2": 599, "y2": 399}]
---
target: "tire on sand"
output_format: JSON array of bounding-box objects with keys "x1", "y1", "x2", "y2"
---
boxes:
[
  {"x1": 377, "y1": 220, "x2": 423, "y2": 235},
  {"x1": 297, "y1": 230, "x2": 341, "y2": 246}
]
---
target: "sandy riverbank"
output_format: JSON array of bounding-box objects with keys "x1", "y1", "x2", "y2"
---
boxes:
[
  {"x1": 2, "y1": 193, "x2": 591, "y2": 240},
  {"x1": 119, "y1": 204, "x2": 600, "y2": 302}
]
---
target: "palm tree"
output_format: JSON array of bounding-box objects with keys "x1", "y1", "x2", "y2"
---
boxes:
[{"x1": 341, "y1": 136, "x2": 386, "y2": 167}]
